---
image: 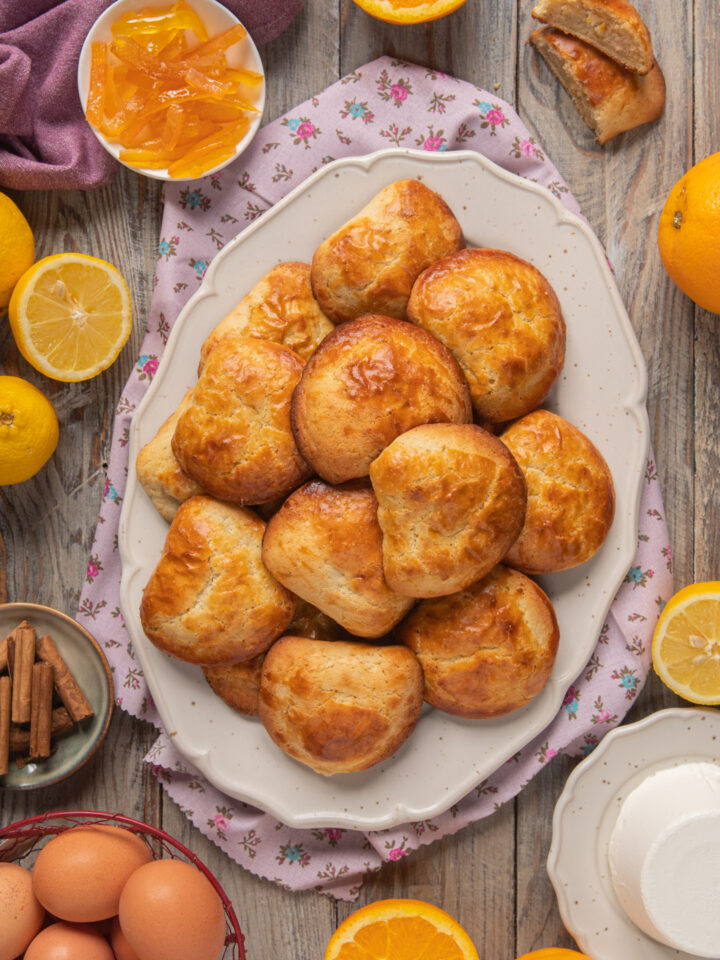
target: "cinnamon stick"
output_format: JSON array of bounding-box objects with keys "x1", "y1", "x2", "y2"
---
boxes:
[
  {"x1": 0, "y1": 676, "x2": 10, "y2": 776},
  {"x1": 36, "y1": 633, "x2": 93, "y2": 722},
  {"x1": 11, "y1": 621, "x2": 36, "y2": 724},
  {"x1": 5, "y1": 630, "x2": 16, "y2": 679},
  {"x1": 9, "y1": 707, "x2": 74, "y2": 755},
  {"x1": 29, "y1": 662, "x2": 53, "y2": 759},
  {"x1": 0, "y1": 635, "x2": 8, "y2": 674}
]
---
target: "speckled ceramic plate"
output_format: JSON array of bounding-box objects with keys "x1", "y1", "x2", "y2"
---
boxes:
[
  {"x1": 548, "y1": 707, "x2": 720, "y2": 960},
  {"x1": 119, "y1": 148, "x2": 648, "y2": 829},
  {"x1": 0, "y1": 603, "x2": 113, "y2": 790}
]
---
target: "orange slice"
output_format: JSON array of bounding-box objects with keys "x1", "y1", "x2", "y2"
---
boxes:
[
  {"x1": 324, "y1": 899, "x2": 479, "y2": 960},
  {"x1": 651, "y1": 582, "x2": 720, "y2": 704},
  {"x1": 351, "y1": 0, "x2": 468, "y2": 24},
  {"x1": 8, "y1": 254, "x2": 132, "y2": 382}
]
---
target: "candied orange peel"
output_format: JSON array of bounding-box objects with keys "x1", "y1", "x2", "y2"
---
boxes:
[{"x1": 85, "y1": 1, "x2": 263, "y2": 178}]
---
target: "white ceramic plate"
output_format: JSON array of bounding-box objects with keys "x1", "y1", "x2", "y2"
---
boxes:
[
  {"x1": 548, "y1": 707, "x2": 720, "y2": 960},
  {"x1": 77, "y1": 0, "x2": 265, "y2": 182},
  {"x1": 119, "y1": 148, "x2": 648, "y2": 829}
]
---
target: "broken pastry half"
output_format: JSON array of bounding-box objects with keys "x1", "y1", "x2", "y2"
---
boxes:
[
  {"x1": 532, "y1": 0, "x2": 655, "y2": 74},
  {"x1": 529, "y1": 26, "x2": 665, "y2": 144}
]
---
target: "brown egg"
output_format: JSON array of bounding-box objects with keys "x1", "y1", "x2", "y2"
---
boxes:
[
  {"x1": 119, "y1": 859, "x2": 226, "y2": 960},
  {"x1": 0, "y1": 863, "x2": 45, "y2": 960},
  {"x1": 32, "y1": 824, "x2": 153, "y2": 922},
  {"x1": 110, "y1": 917, "x2": 142, "y2": 960},
  {"x1": 24, "y1": 922, "x2": 114, "y2": 960}
]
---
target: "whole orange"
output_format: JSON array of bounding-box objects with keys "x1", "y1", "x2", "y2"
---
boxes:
[
  {"x1": 657, "y1": 151, "x2": 720, "y2": 313},
  {"x1": 351, "y1": 0, "x2": 468, "y2": 24}
]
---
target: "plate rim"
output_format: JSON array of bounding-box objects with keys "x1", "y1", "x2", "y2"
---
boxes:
[
  {"x1": 0, "y1": 601, "x2": 115, "y2": 792},
  {"x1": 547, "y1": 706, "x2": 720, "y2": 959},
  {"x1": 119, "y1": 147, "x2": 650, "y2": 829}
]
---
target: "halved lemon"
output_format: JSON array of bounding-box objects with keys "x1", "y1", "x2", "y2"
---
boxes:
[
  {"x1": 8, "y1": 253, "x2": 132, "y2": 382},
  {"x1": 351, "y1": 0, "x2": 469, "y2": 25},
  {"x1": 324, "y1": 898, "x2": 479, "y2": 960},
  {"x1": 651, "y1": 582, "x2": 720, "y2": 704}
]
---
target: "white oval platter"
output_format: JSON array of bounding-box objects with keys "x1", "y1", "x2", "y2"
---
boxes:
[{"x1": 119, "y1": 147, "x2": 648, "y2": 830}]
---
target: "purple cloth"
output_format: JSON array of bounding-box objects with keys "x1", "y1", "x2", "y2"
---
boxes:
[
  {"x1": 0, "y1": 0, "x2": 303, "y2": 191},
  {"x1": 76, "y1": 56, "x2": 674, "y2": 900}
]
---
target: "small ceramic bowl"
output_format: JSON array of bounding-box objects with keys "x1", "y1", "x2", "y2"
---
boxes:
[
  {"x1": 0, "y1": 602, "x2": 113, "y2": 790},
  {"x1": 0, "y1": 810, "x2": 246, "y2": 959},
  {"x1": 77, "y1": 0, "x2": 265, "y2": 182}
]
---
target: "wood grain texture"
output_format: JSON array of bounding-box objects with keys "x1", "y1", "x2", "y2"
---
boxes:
[{"x1": 0, "y1": 0, "x2": 713, "y2": 957}]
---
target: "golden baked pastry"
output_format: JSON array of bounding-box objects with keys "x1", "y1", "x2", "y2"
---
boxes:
[
  {"x1": 291, "y1": 314, "x2": 473, "y2": 483},
  {"x1": 258, "y1": 636, "x2": 424, "y2": 775},
  {"x1": 172, "y1": 334, "x2": 311, "y2": 504},
  {"x1": 287, "y1": 597, "x2": 351, "y2": 643},
  {"x1": 203, "y1": 654, "x2": 265, "y2": 716},
  {"x1": 135, "y1": 388, "x2": 203, "y2": 522},
  {"x1": 406, "y1": 248, "x2": 566, "y2": 423},
  {"x1": 500, "y1": 409, "x2": 615, "y2": 573},
  {"x1": 140, "y1": 496, "x2": 296, "y2": 665},
  {"x1": 396, "y1": 565, "x2": 560, "y2": 718},
  {"x1": 532, "y1": 0, "x2": 654, "y2": 74},
  {"x1": 198, "y1": 262, "x2": 334, "y2": 370},
  {"x1": 261, "y1": 479, "x2": 414, "y2": 638},
  {"x1": 369, "y1": 423, "x2": 526, "y2": 597},
  {"x1": 529, "y1": 27, "x2": 665, "y2": 144},
  {"x1": 311, "y1": 179, "x2": 464, "y2": 323}
]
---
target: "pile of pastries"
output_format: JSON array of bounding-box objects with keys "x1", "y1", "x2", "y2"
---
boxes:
[{"x1": 136, "y1": 179, "x2": 615, "y2": 777}]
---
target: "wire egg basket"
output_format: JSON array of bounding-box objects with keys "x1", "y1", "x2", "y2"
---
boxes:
[{"x1": 0, "y1": 809, "x2": 246, "y2": 960}]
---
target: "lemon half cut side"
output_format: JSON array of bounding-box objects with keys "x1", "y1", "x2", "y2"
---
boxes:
[
  {"x1": 8, "y1": 253, "x2": 132, "y2": 382},
  {"x1": 651, "y1": 581, "x2": 720, "y2": 704}
]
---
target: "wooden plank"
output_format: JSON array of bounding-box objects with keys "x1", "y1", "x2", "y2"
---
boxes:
[
  {"x1": 0, "y1": 168, "x2": 162, "y2": 831},
  {"x1": 693, "y1": 0, "x2": 720, "y2": 582},
  {"x1": 516, "y1": 0, "x2": 695, "y2": 949},
  {"x1": 338, "y1": 799, "x2": 516, "y2": 958},
  {"x1": 0, "y1": 169, "x2": 161, "y2": 609},
  {"x1": 260, "y1": 5, "x2": 340, "y2": 122},
  {"x1": 340, "y1": 0, "x2": 517, "y2": 96},
  {"x1": 515, "y1": 757, "x2": 580, "y2": 954}
]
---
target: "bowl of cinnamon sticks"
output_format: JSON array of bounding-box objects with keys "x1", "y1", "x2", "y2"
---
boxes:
[{"x1": 0, "y1": 603, "x2": 113, "y2": 789}]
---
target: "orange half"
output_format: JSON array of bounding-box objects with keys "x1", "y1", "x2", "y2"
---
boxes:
[
  {"x1": 351, "y1": 0, "x2": 469, "y2": 25},
  {"x1": 324, "y1": 899, "x2": 480, "y2": 960}
]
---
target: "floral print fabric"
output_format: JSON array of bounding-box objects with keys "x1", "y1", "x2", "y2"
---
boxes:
[{"x1": 77, "y1": 56, "x2": 672, "y2": 900}]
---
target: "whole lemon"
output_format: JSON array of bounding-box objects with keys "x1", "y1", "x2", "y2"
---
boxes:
[
  {"x1": 0, "y1": 193, "x2": 35, "y2": 312},
  {"x1": 658, "y1": 151, "x2": 720, "y2": 314},
  {"x1": 0, "y1": 376, "x2": 59, "y2": 485}
]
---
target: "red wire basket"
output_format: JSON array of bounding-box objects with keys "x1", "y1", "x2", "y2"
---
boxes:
[{"x1": 0, "y1": 809, "x2": 246, "y2": 960}]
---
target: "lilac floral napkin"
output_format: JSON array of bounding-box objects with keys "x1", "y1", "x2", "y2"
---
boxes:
[{"x1": 78, "y1": 56, "x2": 673, "y2": 900}]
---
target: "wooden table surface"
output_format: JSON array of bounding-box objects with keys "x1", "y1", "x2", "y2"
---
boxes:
[{"x1": 1, "y1": 1, "x2": 717, "y2": 956}]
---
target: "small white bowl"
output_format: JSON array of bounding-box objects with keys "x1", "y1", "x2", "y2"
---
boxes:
[{"x1": 77, "y1": 0, "x2": 265, "y2": 182}]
